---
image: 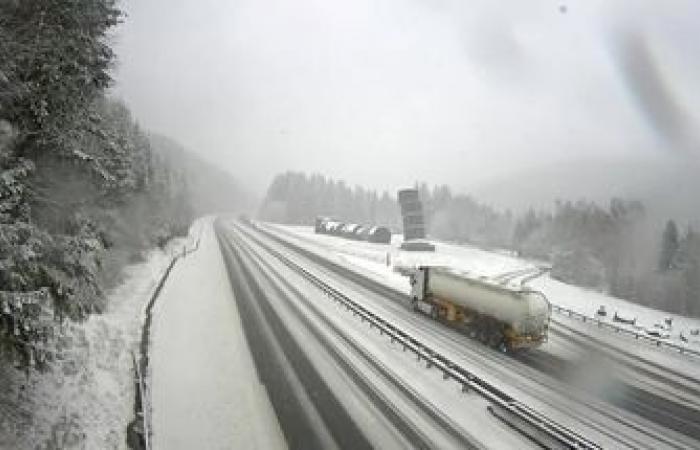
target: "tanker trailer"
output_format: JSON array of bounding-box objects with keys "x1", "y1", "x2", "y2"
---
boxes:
[{"x1": 409, "y1": 266, "x2": 550, "y2": 351}]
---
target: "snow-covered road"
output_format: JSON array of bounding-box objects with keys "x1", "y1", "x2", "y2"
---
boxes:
[
  {"x1": 219, "y1": 222, "x2": 545, "y2": 449},
  {"x1": 252, "y1": 220, "x2": 700, "y2": 447},
  {"x1": 267, "y1": 224, "x2": 700, "y2": 369},
  {"x1": 270, "y1": 224, "x2": 700, "y2": 352},
  {"x1": 149, "y1": 219, "x2": 285, "y2": 449},
  {"x1": 145, "y1": 218, "x2": 700, "y2": 449}
]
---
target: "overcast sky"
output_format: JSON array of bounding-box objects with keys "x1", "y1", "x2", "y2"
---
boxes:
[{"x1": 113, "y1": 0, "x2": 700, "y2": 196}]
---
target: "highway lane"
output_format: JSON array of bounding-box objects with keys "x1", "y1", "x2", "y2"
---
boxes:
[
  {"x1": 149, "y1": 220, "x2": 286, "y2": 450},
  {"x1": 257, "y1": 220, "x2": 700, "y2": 413},
  {"x1": 239, "y1": 218, "x2": 700, "y2": 449},
  {"x1": 216, "y1": 221, "x2": 522, "y2": 449}
]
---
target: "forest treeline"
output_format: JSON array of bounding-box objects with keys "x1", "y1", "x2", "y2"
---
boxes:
[
  {"x1": 259, "y1": 171, "x2": 700, "y2": 317},
  {"x1": 259, "y1": 171, "x2": 401, "y2": 228},
  {"x1": 0, "y1": 1, "x2": 244, "y2": 369}
]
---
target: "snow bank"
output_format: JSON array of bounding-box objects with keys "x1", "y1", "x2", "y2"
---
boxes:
[{"x1": 0, "y1": 221, "x2": 201, "y2": 449}]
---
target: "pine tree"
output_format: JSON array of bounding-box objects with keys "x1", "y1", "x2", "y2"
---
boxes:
[{"x1": 659, "y1": 220, "x2": 679, "y2": 272}]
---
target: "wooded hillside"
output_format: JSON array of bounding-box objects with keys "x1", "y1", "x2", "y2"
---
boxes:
[{"x1": 0, "y1": 1, "x2": 245, "y2": 370}]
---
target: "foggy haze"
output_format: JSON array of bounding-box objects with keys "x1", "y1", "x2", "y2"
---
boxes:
[
  {"x1": 6, "y1": 2, "x2": 700, "y2": 448},
  {"x1": 113, "y1": 0, "x2": 700, "y2": 198}
]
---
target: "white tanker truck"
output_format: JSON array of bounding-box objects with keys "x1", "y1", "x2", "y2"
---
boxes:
[{"x1": 409, "y1": 266, "x2": 551, "y2": 351}]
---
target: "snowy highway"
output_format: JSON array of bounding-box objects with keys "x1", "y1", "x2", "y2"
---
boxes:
[
  {"x1": 216, "y1": 221, "x2": 507, "y2": 449},
  {"x1": 147, "y1": 218, "x2": 700, "y2": 449},
  {"x1": 149, "y1": 219, "x2": 285, "y2": 449},
  {"x1": 11, "y1": 3, "x2": 700, "y2": 448}
]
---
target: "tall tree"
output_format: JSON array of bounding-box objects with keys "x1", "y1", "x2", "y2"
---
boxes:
[
  {"x1": 0, "y1": 0, "x2": 122, "y2": 155},
  {"x1": 659, "y1": 220, "x2": 679, "y2": 271}
]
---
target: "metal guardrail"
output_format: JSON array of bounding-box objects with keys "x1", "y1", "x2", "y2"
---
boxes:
[
  {"x1": 550, "y1": 304, "x2": 700, "y2": 358},
  {"x1": 238, "y1": 222, "x2": 602, "y2": 450},
  {"x1": 130, "y1": 351, "x2": 149, "y2": 450}
]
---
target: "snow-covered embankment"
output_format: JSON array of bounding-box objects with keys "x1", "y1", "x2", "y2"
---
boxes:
[{"x1": 0, "y1": 221, "x2": 201, "y2": 449}]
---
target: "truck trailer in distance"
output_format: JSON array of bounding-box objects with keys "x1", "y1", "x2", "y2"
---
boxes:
[
  {"x1": 314, "y1": 217, "x2": 392, "y2": 244},
  {"x1": 409, "y1": 266, "x2": 551, "y2": 352}
]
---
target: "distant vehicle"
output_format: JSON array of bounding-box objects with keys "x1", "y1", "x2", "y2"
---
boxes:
[
  {"x1": 314, "y1": 216, "x2": 330, "y2": 233},
  {"x1": 613, "y1": 312, "x2": 636, "y2": 325},
  {"x1": 367, "y1": 226, "x2": 391, "y2": 244},
  {"x1": 341, "y1": 223, "x2": 361, "y2": 238},
  {"x1": 331, "y1": 222, "x2": 346, "y2": 236},
  {"x1": 319, "y1": 219, "x2": 343, "y2": 235},
  {"x1": 596, "y1": 305, "x2": 607, "y2": 316},
  {"x1": 409, "y1": 266, "x2": 551, "y2": 352},
  {"x1": 314, "y1": 217, "x2": 392, "y2": 244},
  {"x1": 353, "y1": 225, "x2": 369, "y2": 240},
  {"x1": 691, "y1": 329, "x2": 699, "y2": 336}
]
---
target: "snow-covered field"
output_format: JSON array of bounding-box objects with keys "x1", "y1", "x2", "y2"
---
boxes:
[
  {"x1": 149, "y1": 219, "x2": 285, "y2": 450},
  {"x1": 0, "y1": 222, "x2": 201, "y2": 450},
  {"x1": 266, "y1": 224, "x2": 700, "y2": 353}
]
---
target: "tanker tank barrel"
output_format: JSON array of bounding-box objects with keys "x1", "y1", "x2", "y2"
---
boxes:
[{"x1": 409, "y1": 266, "x2": 551, "y2": 351}]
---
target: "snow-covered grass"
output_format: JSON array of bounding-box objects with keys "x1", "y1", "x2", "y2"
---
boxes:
[
  {"x1": 266, "y1": 224, "x2": 700, "y2": 353},
  {"x1": 0, "y1": 222, "x2": 202, "y2": 450}
]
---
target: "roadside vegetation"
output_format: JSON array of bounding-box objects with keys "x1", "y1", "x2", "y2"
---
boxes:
[{"x1": 0, "y1": 1, "x2": 247, "y2": 372}]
